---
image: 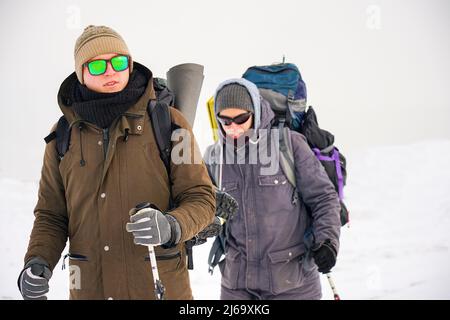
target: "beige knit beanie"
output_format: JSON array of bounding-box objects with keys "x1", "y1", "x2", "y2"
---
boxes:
[{"x1": 74, "y1": 25, "x2": 133, "y2": 84}]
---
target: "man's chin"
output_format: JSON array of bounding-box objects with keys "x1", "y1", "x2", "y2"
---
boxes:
[{"x1": 225, "y1": 134, "x2": 244, "y2": 140}]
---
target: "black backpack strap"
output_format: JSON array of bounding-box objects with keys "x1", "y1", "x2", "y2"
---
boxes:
[
  {"x1": 44, "y1": 131, "x2": 57, "y2": 144},
  {"x1": 148, "y1": 99, "x2": 203, "y2": 264},
  {"x1": 208, "y1": 232, "x2": 226, "y2": 274},
  {"x1": 147, "y1": 99, "x2": 176, "y2": 208},
  {"x1": 56, "y1": 117, "x2": 71, "y2": 159},
  {"x1": 184, "y1": 239, "x2": 196, "y2": 270},
  {"x1": 44, "y1": 116, "x2": 71, "y2": 161},
  {"x1": 147, "y1": 100, "x2": 199, "y2": 268},
  {"x1": 147, "y1": 100, "x2": 172, "y2": 175},
  {"x1": 277, "y1": 124, "x2": 299, "y2": 206}
]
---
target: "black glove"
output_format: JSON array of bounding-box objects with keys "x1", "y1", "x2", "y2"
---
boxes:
[
  {"x1": 215, "y1": 188, "x2": 239, "y2": 221},
  {"x1": 198, "y1": 189, "x2": 238, "y2": 239},
  {"x1": 188, "y1": 189, "x2": 239, "y2": 246},
  {"x1": 197, "y1": 216, "x2": 224, "y2": 240},
  {"x1": 311, "y1": 239, "x2": 337, "y2": 274},
  {"x1": 18, "y1": 257, "x2": 52, "y2": 300}
]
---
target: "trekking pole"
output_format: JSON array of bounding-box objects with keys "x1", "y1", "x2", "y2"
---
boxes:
[
  {"x1": 134, "y1": 202, "x2": 165, "y2": 300},
  {"x1": 326, "y1": 272, "x2": 341, "y2": 300}
]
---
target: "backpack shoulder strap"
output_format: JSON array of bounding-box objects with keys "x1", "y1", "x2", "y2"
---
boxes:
[
  {"x1": 278, "y1": 125, "x2": 296, "y2": 188},
  {"x1": 44, "y1": 116, "x2": 71, "y2": 160},
  {"x1": 147, "y1": 100, "x2": 172, "y2": 175},
  {"x1": 147, "y1": 99, "x2": 179, "y2": 213},
  {"x1": 147, "y1": 100, "x2": 203, "y2": 266},
  {"x1": 208, "y1": 229, "x2": 226, "y2": 274}
]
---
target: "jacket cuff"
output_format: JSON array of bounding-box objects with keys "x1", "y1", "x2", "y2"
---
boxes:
[
  {"x1": 161, "y1": 214, "x2": 182, "y2": 248},
  {"x1": 24, "y1": 256, "x2": 50, "y2": 269},
  {"x1": 312, "y1": 239, "x2": 338, "y2": 256}
]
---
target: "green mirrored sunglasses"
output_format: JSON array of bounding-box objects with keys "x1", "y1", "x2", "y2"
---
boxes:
[{"x1": 84, "y1": 55, "x2": 129, "y2": 76}]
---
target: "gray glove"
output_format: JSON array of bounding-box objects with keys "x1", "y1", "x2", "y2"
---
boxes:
[
  {"x1": 18, "y1": 257, "x2": 52, "y2": 300},
  {"x1": 126, "y1": 207, "x2": 181, "y2": 247}
]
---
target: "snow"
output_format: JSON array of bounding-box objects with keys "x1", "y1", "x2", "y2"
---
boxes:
[{"x1": 2, "y1": 139, "x2": 449, "y2": 300}]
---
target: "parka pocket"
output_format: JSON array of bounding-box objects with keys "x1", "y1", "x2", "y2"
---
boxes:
[
  {"x1": 257, "y1": 174, "x2": 298, "y2": 211},
  {"x1": 67, "y1": 253, "x2": 88, "y2": 261},
  {"x1": 145, "y1": 251, "x2": 181, "y2": 262},
  {"x1": 221, "y1": 181, "x2": 238, "y2": 193},
  {"x1": 62, "y1": 253, "x2": 88, "y2": 270},
  {"x1": 268, "y1": 244, "x2": 306, "y2": 295},
  {"x1": 221, "y1": 249, "x2": 241, "y2": 290},
  {"x1": 144, "y1": 250, "x2": 183, "y2": 274},
  {"x1": 258, "y1": 174, "x2": 289, "y2": 187}
]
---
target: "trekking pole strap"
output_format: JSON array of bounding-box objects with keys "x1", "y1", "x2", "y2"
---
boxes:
[{"x1": 185, "y1": 240, "x2": 195, "y2": 270}]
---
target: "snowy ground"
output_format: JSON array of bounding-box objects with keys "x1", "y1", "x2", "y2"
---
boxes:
[{"x1": 1, "y1": 139, "x2": 450, "y2": 300}]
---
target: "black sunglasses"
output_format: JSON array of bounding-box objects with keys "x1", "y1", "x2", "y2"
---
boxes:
[{"x1": 217, "y1": 112, "x2": 253, "y2": 126}]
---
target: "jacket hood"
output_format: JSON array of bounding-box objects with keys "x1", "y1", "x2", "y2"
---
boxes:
[{"x1": 213, "y1": 78, "x2": 275, "y2": 144}]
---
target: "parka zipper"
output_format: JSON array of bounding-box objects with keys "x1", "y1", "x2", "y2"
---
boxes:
[
  {"x1": 102, "y1": 128, "x2": 109, "y2": 159},
  {"x1": 78, "y1": 123, "x2": 86, "y2": 167}
]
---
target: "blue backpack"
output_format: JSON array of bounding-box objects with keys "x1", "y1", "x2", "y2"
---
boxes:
[
  {"x1": 242, "y1": 63, "x2": 349, "y2": 226},
  {"x1": 243, "y1": 63, "x2": 307, "y2": 130}
]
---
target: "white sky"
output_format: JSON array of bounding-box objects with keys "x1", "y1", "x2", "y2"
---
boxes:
[{"x1": 1, "y1": 0, "x2": 449, "y2": 180}]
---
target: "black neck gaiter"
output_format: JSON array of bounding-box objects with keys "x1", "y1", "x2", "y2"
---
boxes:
[{"x1": 71, "y1": 70, "x2": 147, "y2": 128}]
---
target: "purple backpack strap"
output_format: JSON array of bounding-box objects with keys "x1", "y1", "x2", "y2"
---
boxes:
[{"x1": 312, "y1": 147, "x2": 344, "y2": 200}]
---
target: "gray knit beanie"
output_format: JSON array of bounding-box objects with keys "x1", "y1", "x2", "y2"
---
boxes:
[{"x1": 215, "y1": 83, "x2": 254, "y2": 114}]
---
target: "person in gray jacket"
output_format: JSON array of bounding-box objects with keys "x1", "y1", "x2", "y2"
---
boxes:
[{"x1": 204, "y1": 78, "x2": 341, "y2": 300}]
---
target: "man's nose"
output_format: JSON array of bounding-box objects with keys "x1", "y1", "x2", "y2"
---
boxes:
[
  {"x1": 226, "y1": 122, "x2": 241, "y2": 129},
  {"x1": 223, "y1": 125, "x2": 234, "y2": 133},
  {"x1": 103, "y1": 62, "x2": 116, "y2": 76}
]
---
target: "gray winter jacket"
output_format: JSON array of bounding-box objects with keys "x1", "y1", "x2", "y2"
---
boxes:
[{"x1": 204, "y1": 78, "x2": 341, "y2": 298}]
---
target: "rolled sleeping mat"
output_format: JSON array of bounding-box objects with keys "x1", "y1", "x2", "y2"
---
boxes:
[{"x1": 166, "y1": 63, "x2": 205, "y2": 128}]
